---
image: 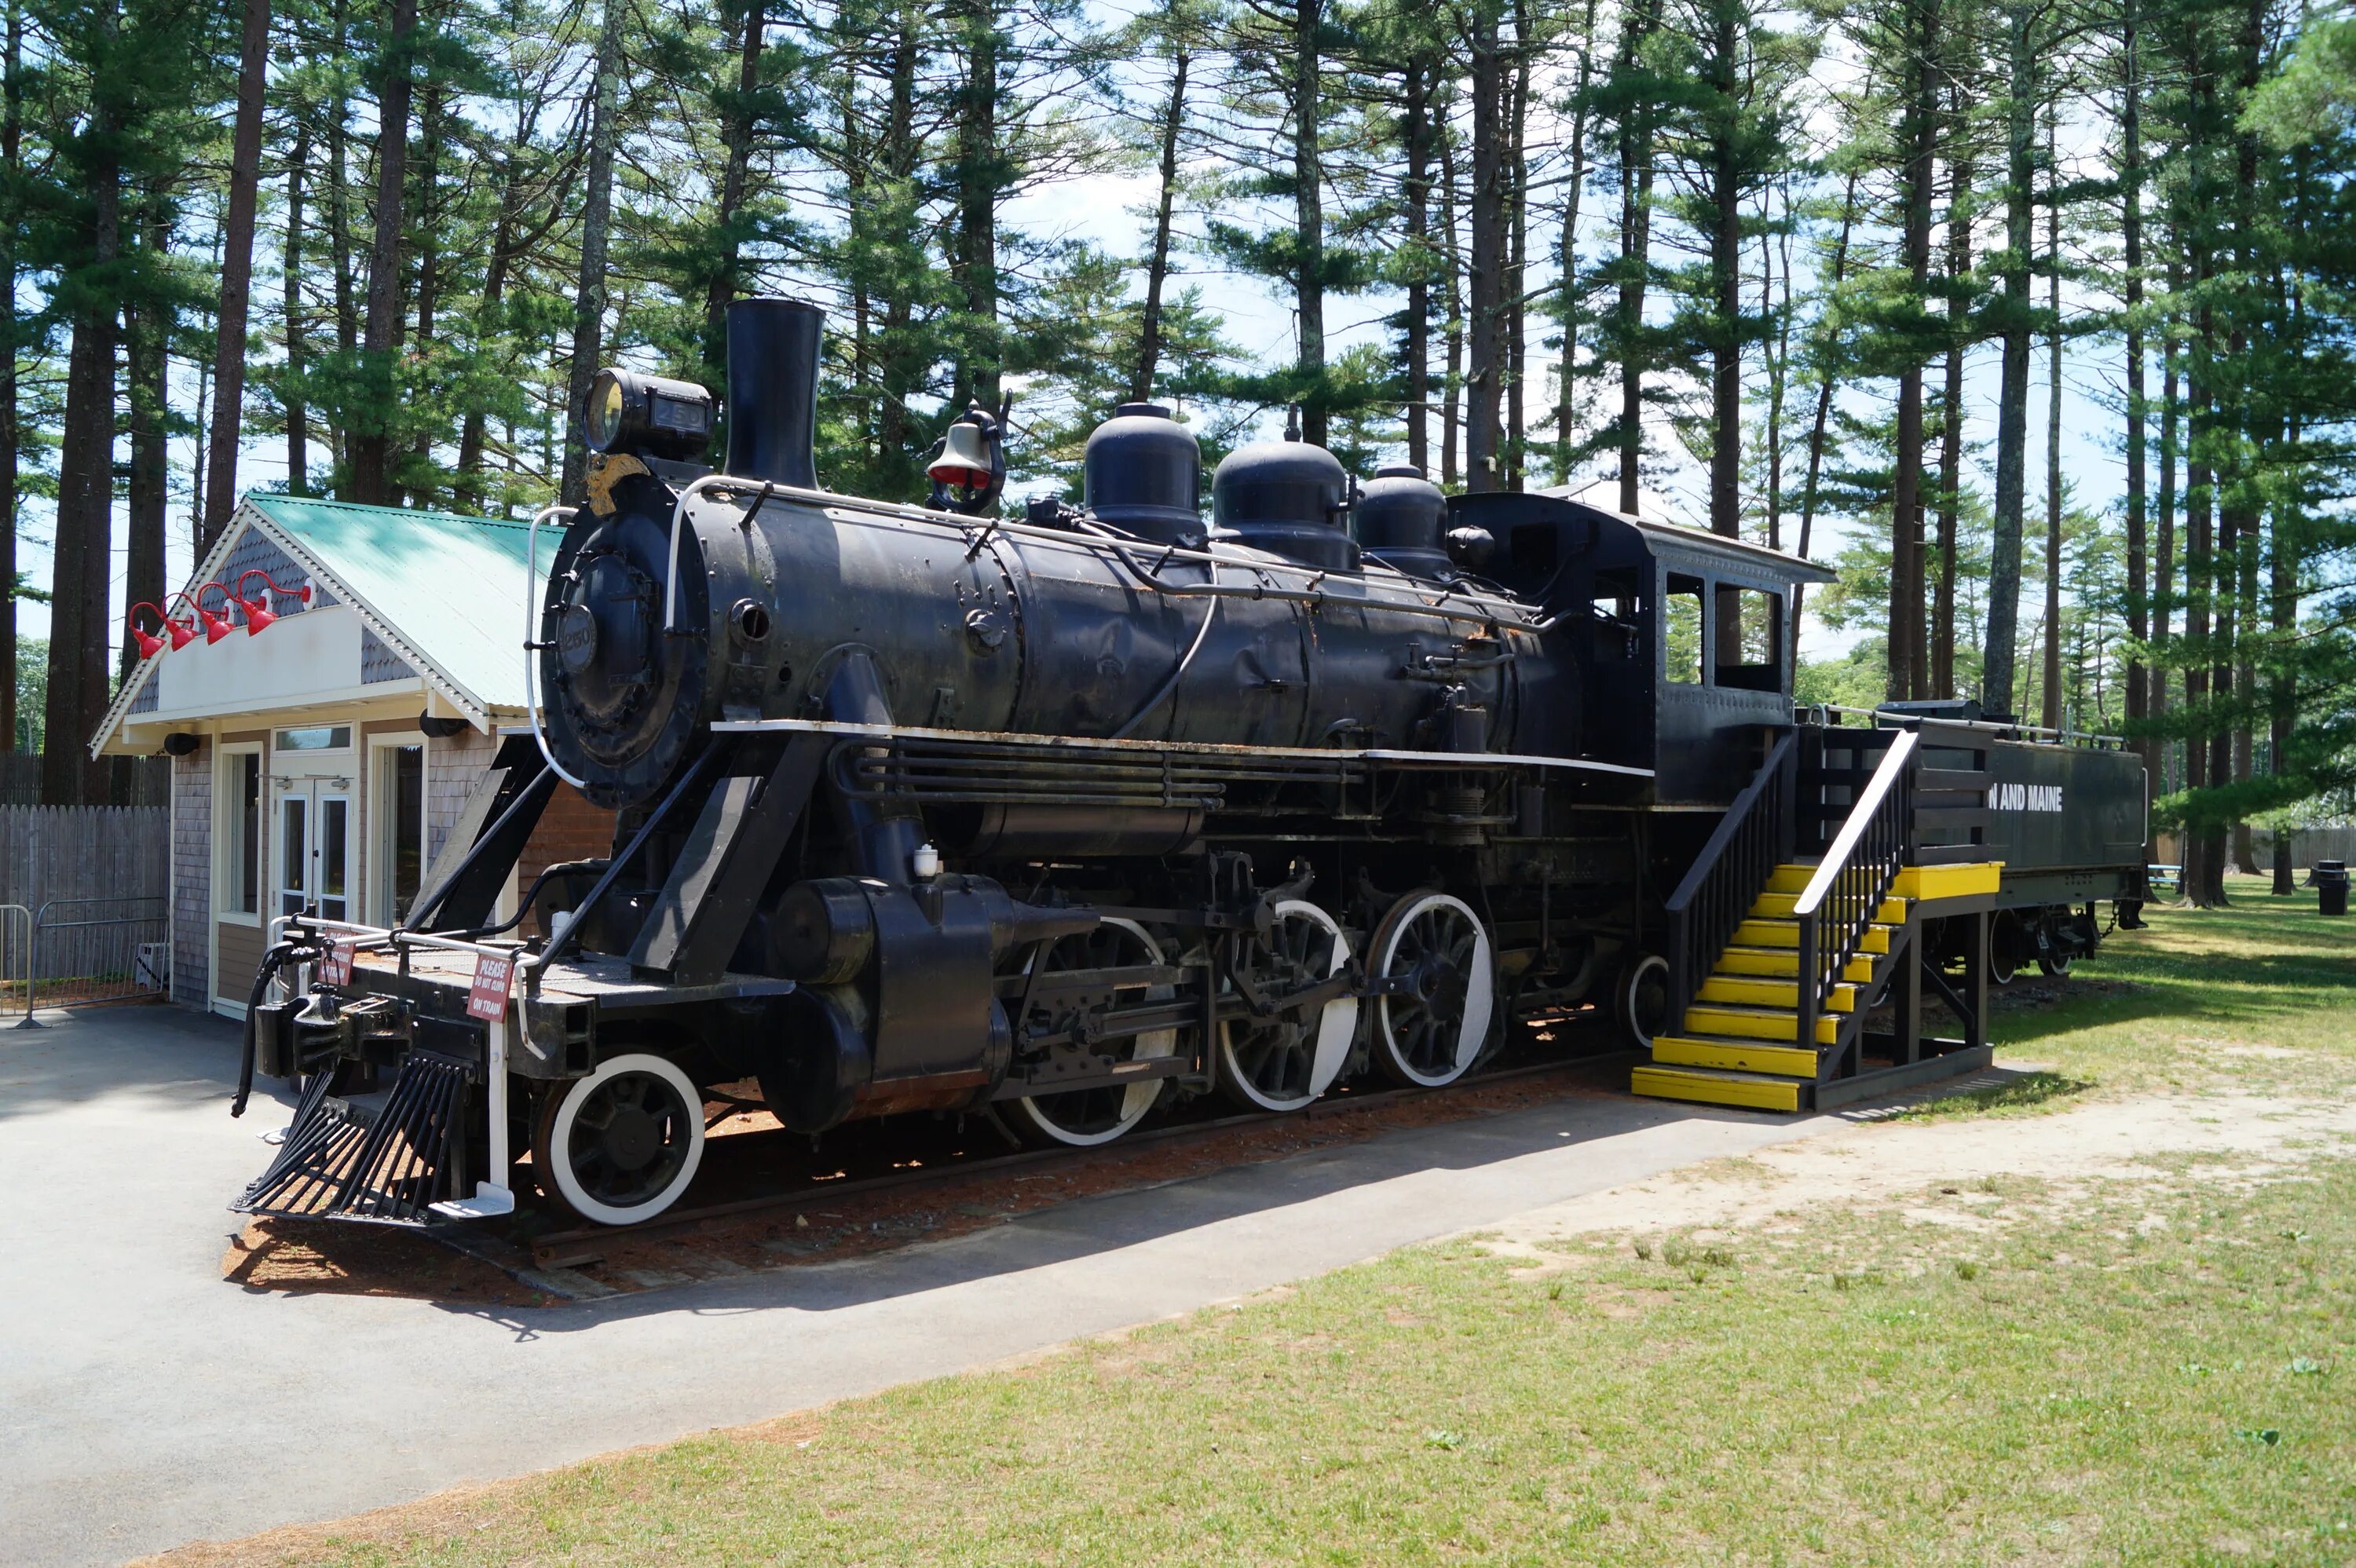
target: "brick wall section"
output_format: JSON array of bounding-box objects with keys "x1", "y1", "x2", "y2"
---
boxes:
[
  {"x1": 426, "y1": 728, "x2": 497, "y2": 868},
  {"x1": 171, "y1": 744, "x2": 211, "y2": 1009},
  {"x1": 520, "y1": 784, "x2": 618, "y2": 909}
]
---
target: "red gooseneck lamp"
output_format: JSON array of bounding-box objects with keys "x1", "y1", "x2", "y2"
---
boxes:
[
  {"x1": 126, "y1": 602, "x2": 174, "y2": 660},
  {"x1": 191, "y1": 583, "x2": 238, "y2": 644},
  {"x1": 234, "y1": 569, "x2": 312, "y2": 635}
]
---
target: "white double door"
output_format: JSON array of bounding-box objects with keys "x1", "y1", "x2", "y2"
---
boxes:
[{"x1": 276, "y1": 775, "x2": 355, "y2": 923}]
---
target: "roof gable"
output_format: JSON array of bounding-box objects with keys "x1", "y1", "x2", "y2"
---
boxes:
[
  {"x1": 91, "y1": 495, "x2": 552, "y2": 756},
  {"x1": 247, "y1": 495, "x2": 551, "y2": 713}
]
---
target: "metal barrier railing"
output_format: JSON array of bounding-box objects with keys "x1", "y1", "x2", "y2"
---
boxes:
[
  {"x1": 9, "y1": 895, "x2": 169, "y2": 1027},
  {"x1": 0, "y1": 903, "x2": 30, "y2": 1018}
]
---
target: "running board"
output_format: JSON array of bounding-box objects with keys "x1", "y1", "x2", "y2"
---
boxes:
[{"x1": 233, "y1": 1054, "x2": 471, "y2": 1225}]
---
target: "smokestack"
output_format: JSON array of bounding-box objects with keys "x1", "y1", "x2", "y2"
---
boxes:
[{"x1": 726, "y1": 296, "x2": 824, "y2": 489}]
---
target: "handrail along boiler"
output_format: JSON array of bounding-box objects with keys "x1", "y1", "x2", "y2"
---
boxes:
[{"x1": 233, "y1": 295, "x2": 2151, "y2": 1228}]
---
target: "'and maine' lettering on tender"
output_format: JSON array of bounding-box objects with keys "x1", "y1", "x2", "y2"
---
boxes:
[{"x1": 1990, "y1": 782, "x2": 2064, "y2": 813}]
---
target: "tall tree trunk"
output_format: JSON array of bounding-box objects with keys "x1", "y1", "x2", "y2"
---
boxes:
[
  {"x1": 456, "y1": 82, "x2": 547, "y2": 509},
  {"x1": 703, "y1": 0, "x2": 766, "y2": 382},
  {"x1": 2223, "y1": 0, "x2": 2262, "y2": 880},
  {"x1": 284, "y1": 113, "x2": 311, "y2": 498},
  {"x1": 2269, "y1": 159, "x2": 2308, "y2": 895},
  {"x1": 872, "y1": 5, "x2": 920, "y2": 484},
  {"x1": 1289, "y1": 0, "x2": 1323, "y2": 444},
  {"x1": 1791, "y1": 168, "x2": 1860, "y2": 668},
  {"x1": 2041, "y1": 108, "x2": 2064, "y2": 729},
  {"x1": 0, "y1": 0, "x2": 23, "y2": 751},
  {"x1": 1890, "y1": 0, "x2": 1939, "y2": 701},
  {"x1": 1465, "y1": 4, "x2": 1507, "y2": 492},
  {"x1": 2156, "y1": 264, "x2": 2177, "y2": 799},
  {"x1": 1708, "y1": 0, "x2": 1743, "y2": 556},
  {"x1": 2185, "y1": 280, "x2": 2215, "y2": 905},
  {"x1": 954, "y1": 0, "x2": 1002, "y2": 415},
  {"x1": 124, "y1": 199, "x2": 169, "y2": 684},
  {"x1": 1764, "y1": 220, "x2": 1791, "y2": 551},
  {"x1": 559, "y1": 0, "x2": 624, "y2": 507},
  {"x1": 404, "y1": 74, "x2": 444, "y2": 508},
  {"x1": 44, "y1": 0, "x2": 119, "y2": 806},
  {"x1": 1935, "y1": 117, "x2": 1971, "y2": 699},
  {"x1": 201, "y1": 0, "x2": 271, "y2": 551},
  {"x1": 326, "y1": 0, "x2": 355, "y2": 481},
  {"x1": 1132, "y1": 41, "x2": 1189, "y2": 404},
  {"x1": 348, "y1": 0, "x2": 416, "y2": 505},
  {"x1": 2120, "y1": 0, "x2": 2149, "y2": 845},
  {"x1": 1403, "y1": 57, "x2": 1430, "y2": 471},
  {"x1": 1981, "y1": 0, "x2": 2036, "y2": 716},
  {"x1": 1441, "y1": 120, "x2": 1463, "y2": 486},
  {"x1": 1505, "y1": 25, "x2": 1529, "y2": 491},
  {"x1": 1613, "y1": 0, "x2": 1661, "y2": 513},
  {"x1": 1553, "y1": 0, "x2": 1596, "y2": 484},
  {"x1": 2269, "y1": 421, "x2": 2296, "y2": 894}
]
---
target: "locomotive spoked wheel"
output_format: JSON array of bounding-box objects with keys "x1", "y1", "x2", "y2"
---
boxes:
[
  {"x1": 1216, "y1": 900, "x2": 1359, "y2": 1113},
  {"x1": 1616, "y1": 953, "x2": 1671, "y2": 1050},
  {"x1": 1368, "y1": 892, "x2": 1496, "y2": 1088},
  {"x1": 1007, "y1": 918, "x2": 1181, "y2": 1148},
  {"x1": 533, "y1": 1051, "x2": 708, "y2": 1226},
  {"x1": 1988, "y1": 913, "x2": 2021, "y2": 987}
]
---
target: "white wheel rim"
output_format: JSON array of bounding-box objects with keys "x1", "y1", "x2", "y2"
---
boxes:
[
  {"x1": 1622, "y1": 955, "x2": 1668, "y2": 1048},
  {"x1": 1009, "y1": 919, "x2": 1176, "y2": 1147},
  {"x1": 1217, "y1": 899, "x2": 1358, "y2": 1111},
  {"x1": 1374, "y1": 893, "x2": 1494, "y2": 1087},
  {"x1": 544, "y1": 1051, "x2": 707, "y2": 1226}
]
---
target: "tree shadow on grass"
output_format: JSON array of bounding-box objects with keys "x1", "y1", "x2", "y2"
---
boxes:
[{"x1": 1890, "y1": 1069, "x2": 2095, "y2": 1121}]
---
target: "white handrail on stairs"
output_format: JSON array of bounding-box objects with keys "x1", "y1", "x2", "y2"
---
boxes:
[{"x1": 1793, "y1": 728, "x2": 1919, "y2": 918}]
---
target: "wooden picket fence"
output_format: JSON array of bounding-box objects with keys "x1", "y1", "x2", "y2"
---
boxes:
[{"x1": 0, "y1": 753, "x2": 170, "y2": 807}]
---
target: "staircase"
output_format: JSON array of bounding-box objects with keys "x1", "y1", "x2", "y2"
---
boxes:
[
  {"x1": 1632, "y1": 722, "x2": 2004, "y2": 1114},
  {"x1": 1632, "y1": 865, "x2": 1904, "y2": 1111}
]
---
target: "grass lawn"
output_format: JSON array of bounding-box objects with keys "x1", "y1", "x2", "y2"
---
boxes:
[
  {"x1": 1955, "y1": 875, "x2": 2356, "y2": 1098},
  {"x1": 163, "y1": 882, "x2": 2356, "y2": 1566}
]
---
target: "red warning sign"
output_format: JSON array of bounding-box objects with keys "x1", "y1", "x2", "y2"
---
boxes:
[
  {"x1": 320, "y1": 941, "x2": 355, "y2": 988},
  {"x1": 466, "y1": 952, "x2": 514, "y2": 1022}
]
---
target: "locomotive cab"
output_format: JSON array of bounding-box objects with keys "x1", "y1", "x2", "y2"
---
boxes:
[{"x1": 1452, "y1": 491, "x2": 1834, "y2": 802}]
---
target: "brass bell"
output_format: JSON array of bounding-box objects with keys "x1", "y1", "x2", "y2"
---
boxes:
[{"x1": 927, "y1": 418, "x2": 994, "y2": 488}]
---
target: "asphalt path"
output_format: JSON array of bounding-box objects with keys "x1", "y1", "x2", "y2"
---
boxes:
[{"x1": 1, "y1": 1005, "x2": 1840, "y2": 1566}]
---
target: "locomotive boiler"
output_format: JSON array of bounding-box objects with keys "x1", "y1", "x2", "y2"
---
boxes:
[{"x1": 231, "y1": 295, "x2": 2149, "y2": 1230}]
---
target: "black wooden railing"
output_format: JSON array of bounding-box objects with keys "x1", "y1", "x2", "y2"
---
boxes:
[
  {"x1": 1791, "y1": 729, "x2": 1918, "y2": 1068},
  {"x1": 1663, "y1": 731, "x2": 1798, "y2": 1030}
]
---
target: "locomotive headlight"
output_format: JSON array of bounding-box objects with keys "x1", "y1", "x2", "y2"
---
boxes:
[{"x1": 584, "y1": 367, "x2": 716, "y2": 460}]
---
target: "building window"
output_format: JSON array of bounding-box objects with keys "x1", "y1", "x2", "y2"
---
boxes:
[
  {"x1": 376, "y1": 743, "x2": 425, "y2": 924},
  {"x1": 275, "y1": 725, "x2": 351, "y2": 752},
  {"x1": 218, "y1": 747, "x2": 262, "y2": 919}
]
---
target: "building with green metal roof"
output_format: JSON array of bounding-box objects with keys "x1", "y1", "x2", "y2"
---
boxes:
[{"x1": 87, "y1": 495, "x2": 609, "y2": 1018}]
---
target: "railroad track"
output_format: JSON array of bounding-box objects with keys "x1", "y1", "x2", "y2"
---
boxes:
[{"x1": 522, "y1": 1050, "x2": 1638, "y2": 1271}]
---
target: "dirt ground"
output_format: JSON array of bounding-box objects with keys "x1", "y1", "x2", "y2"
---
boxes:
[{"x1": 1472, "y1": 1078, "x2": 2356, "y2": 1267}]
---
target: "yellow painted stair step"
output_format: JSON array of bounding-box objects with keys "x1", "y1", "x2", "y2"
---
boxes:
[
  {"x1": 1748, "y1": 891, "x2": 1908, "y2": 924},
  {"x1": 1698, "y1": 975, "x2": 1857, "y2": 1013},
  {"x1": 1652, "y1": 1035, "x2": 1821, "y2": 1078},
  {"x1": 1682, "y1": 1003, "x2": 1841, "y2": 1046},
  {"x1": 1730, "y1": 919, "x2": 1893, "y2": 954},
  {"x1": 1712, "y1": 946, "x2": 1878, "y2": 984},
  {"x1": 1765, "y1": 864, "x2": 1816, "y2": 894},
  {"x1": 1630, "y1": 1064, "x2": 1801, "y2": 1113}
]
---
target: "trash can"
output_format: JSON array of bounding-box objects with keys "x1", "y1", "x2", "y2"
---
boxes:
[{"x1": 2319, "y1": 861, "x2": 2350, "y2": 918}]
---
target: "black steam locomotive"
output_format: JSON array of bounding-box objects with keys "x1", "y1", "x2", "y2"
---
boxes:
[{"x1": 234, "y1": 298, "x2": 2149, "y2": 1229}]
